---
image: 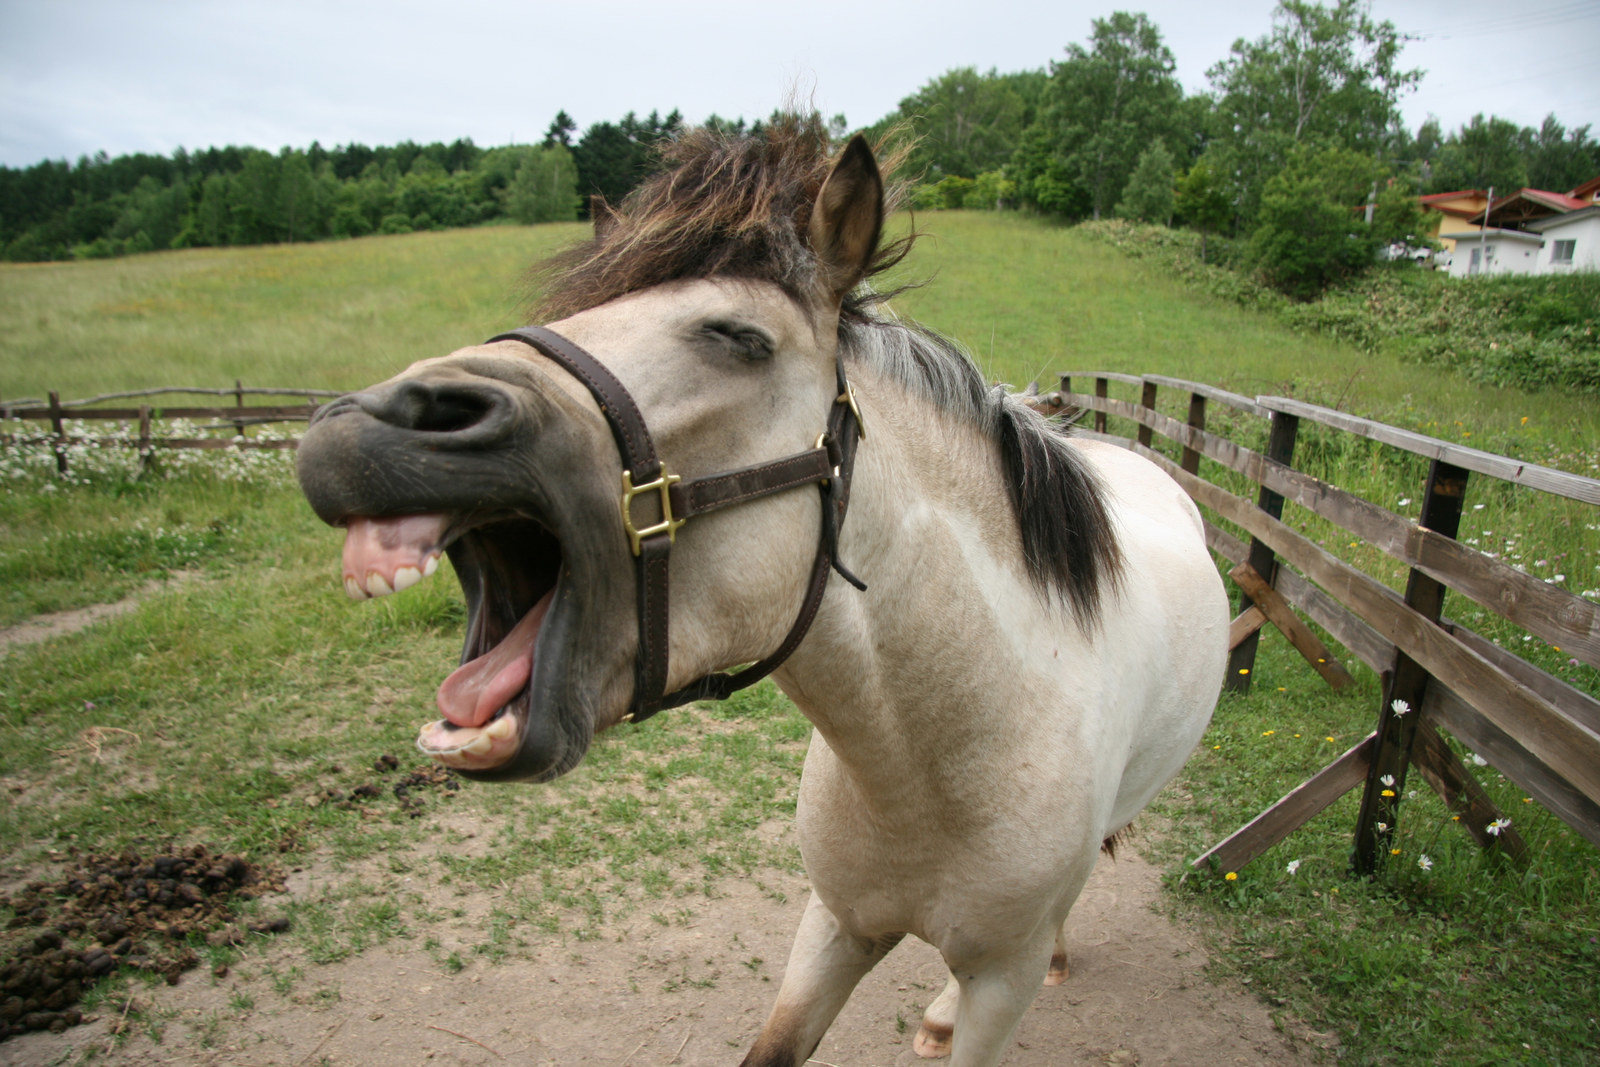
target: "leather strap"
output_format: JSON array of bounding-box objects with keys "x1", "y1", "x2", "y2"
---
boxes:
[{"x1": 488, "y1": 326, "x2": 864, "y2": 722}]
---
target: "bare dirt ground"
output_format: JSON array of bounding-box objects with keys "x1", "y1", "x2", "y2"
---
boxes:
[{"x1": 4, "y1": 845, "x2": 1335, "y2": 1067}]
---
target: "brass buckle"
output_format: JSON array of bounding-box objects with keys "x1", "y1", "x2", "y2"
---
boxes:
[
  {"x1": 621, "y1": 467, "x2": 684, "y2": 556},
  {"x1": 836, "y1": 380, "x2": 866, "y2": 440}
]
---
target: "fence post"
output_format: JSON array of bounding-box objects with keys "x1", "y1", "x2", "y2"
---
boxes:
[
  {"x1": 1224, "y1": 409, "x2": 1299, "y2": 693},
  {"x1": 1093, "y1": 377, "x2": 1108, "y2": 435},
  {"x1": 1137, "y1": 380, "x2": 1157, "y2": 449},
  {"x1": 1182, "y1": 390, "x2": 1207, "y2": 475},
  {"x1": 138, "y1": 405, "x2": 152, "y2": 471},
  {"x1": 1352, "y1": 459, "x2": 1470, "y2": 874},
  {"x1": 233, "y1": 378, "x2": 246, "y2": 443},
  {"x1": 48, "y1": 391, "x2": 68, "y2": 476}
]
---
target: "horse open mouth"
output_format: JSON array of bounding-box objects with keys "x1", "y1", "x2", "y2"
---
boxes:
[{"x1": 340, "y1": 512, "x2": 563, "y2": 772}]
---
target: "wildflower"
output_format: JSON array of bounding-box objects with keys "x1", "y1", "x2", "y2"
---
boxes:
[
  {"x1": 1238, "y1": 668, "x2": 1249, "y2": 676},
  {"x1": 1470, "y1": 753, "x2": 1488, "y2": 766},
  {"x1": 1418, "y1": 855, "x2": 1433, "y2": 871},
  {"x1": 1390, "y1": 698, "x2": 1410, "y2": 717},
  {"x1": 1262, "y1": 730, "x2": 1276, "y2": 736},
  {"x1": 1381, "y1": 774, "x2": 1395, "y2": 788},
  {"x1": 1391, "y1": 847, "x2": 1402, "y2": 856},
  {"x1": 1225, "y1": 871, "x2": 1238, "y2": 881},
  {"x1": 1398, "y1": 497, "x2": 1411, "y2": 507},
  {"x1": 1377, "y1": 822, "x2": 1389, "y2": 831},
  {"x1": 1473, "y1": 503, "x2": 1485, "y2": 510},
  {"x1": 1487, "y1": 818, "x2": 1512, "y2": 836},
  {"x1": 1286, "y1": 859, "x2": 1301, "y2": 875},
  {"x1": 1325, "y1": 736, "x2": 1335, "y2": 743},
  {"x1": 1382, "y1": 789, "x2": 1396, "y2": 797}
]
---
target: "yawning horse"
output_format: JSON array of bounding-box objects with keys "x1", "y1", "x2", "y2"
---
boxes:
[{"x1": 296, "y1": 116, "x2": 1227, "y2": 1067}]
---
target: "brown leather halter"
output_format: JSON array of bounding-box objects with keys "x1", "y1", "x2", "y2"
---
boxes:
[{"x1": 489, "y1": 326, "x2": 866, "y2": 723}]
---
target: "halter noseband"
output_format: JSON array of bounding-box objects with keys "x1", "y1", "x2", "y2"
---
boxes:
[{"x1": 489, "y1": 326, "x2": 866, "y2": 723}]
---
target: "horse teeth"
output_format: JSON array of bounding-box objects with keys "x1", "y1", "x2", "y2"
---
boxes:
[
  {"x1": 343, "y1": 576, "x2": 368, "y2": 601},
  {"x1": 486, "y1": 716, "x2": 514, "y2": 739},
  {"x1": 423, "y1": 554, "x2": 440, "y2": 577},
  {"x1": 461, "y1": 734, "x2": 493, "y2": 756},
  {"x1": 366, "y1": 573, "x2": 394, "y2": 597},
  {"x1": 393, "y1": 566, "x2": 423, "y2": 592}
]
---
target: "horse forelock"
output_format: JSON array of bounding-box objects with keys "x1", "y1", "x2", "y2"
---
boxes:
[
  {"x1": 841, "y1": 312, "x2": 1124, "y2": 624},
  {"x1": 530, "y1": 114, "x2": 912, "y2": 322}
]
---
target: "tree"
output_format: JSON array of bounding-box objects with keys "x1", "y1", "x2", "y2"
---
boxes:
[
  {"x1": 1036, "y1": 12, "x2": 1185, "y2": 220},
  {"x1": 543, "y1": 110, "x2": 577, "y2": 148},
  {"x1": 1526, "y1": 114, "x2": 1598, "y2": 192},
  {"x1": 883, "y1": 67, "x2": 1044, "y2": 180},
  {"x1": 1115, "y1": 142, "x2": 1176, "y2": 224},
  {"x1": 503, "y1": 145, "x2": 580, "y2": 224},
  {"x1": 1248, "y1": 144, "x2": 1389, "y2": 298},
  {"x1": 1174, "y1": 156, "x2": 1233, "y2": 261},
  {"x1": 1206, "y1": 0, "x2": 1421, "y2": 224},
  {"x1": 1428, "y1": 113, "x2": 1528, "y2": 194}
]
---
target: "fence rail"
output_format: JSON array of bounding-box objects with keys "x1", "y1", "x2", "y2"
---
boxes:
[{"x1": 1038, "y1": 372, "x2": 1600, "y2": 873}]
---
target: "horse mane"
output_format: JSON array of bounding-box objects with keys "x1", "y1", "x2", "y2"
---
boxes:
[
  {"x1": 840, "y1": 310, "x2": 1123, "y2": 623},
  {"x1": 531, "y1": 115, "x2": 1123, "y2": 622}
]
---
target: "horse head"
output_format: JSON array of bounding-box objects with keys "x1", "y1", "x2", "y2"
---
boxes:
[{"x1": 297, "y1": 128, "x2": 887, "y2": 783}]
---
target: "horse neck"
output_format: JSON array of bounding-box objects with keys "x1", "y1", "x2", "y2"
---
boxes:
[{"x1": 775, "y1": 365, "x2": 1057, "y2": 774}]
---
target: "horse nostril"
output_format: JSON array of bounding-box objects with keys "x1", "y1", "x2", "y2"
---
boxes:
[{"x1": 358, "y1": 380, "x2": 510, "y2": 437}]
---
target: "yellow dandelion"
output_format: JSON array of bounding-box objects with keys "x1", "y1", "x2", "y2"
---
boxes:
[
  {"x1": 1382, "y1": 789, "x2": 1396, "y2": 797},
  {"x1": 1225, "y1": 872, "x2": 1238, "y2": 881},
  {"x1": 1263, "y1": 730, "x2": 1276, "y2": 736},
  {"x1": 1325, "y1": 736, "x2": 1336, "y2": 743},
  {"x1": 1390, "y1": 848, "x2": 1402, "y2": 856},
  {"x1": 1238, "y1": 668, "x2": 1250, "y2": 676}
]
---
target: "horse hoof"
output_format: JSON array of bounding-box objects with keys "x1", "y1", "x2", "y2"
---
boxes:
[
  {"x1": 1044, "y1": 952, "x2": 1069, "y2": 986},
  {"x1": 913, "y1": 1021, "x2": 953, "y2": 1059}
]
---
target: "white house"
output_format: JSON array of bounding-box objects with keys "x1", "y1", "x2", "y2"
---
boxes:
[
  {"x1": 1525, "y1": 205, "x2": 1600, "y2": 273},
  {"x1": 1443, "y1": 227, "x2": 1546, "y2": 278}
]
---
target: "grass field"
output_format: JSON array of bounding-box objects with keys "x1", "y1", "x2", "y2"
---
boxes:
[{"x1": 1, "y1": 217, "x2": 1597, "y2": 1065}]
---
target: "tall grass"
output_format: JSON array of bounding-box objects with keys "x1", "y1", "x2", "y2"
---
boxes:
[{"x1": 2, "y1": 218, "x2": 1597, "y2": 1064}]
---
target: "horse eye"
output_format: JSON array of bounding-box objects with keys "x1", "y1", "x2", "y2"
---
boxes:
[{"x1": 703, "y1": 322, "x2": 774, "y2": 360}]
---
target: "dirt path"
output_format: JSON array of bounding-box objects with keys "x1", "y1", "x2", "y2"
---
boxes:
[{"x1": 4, "y1": 847, "x2": 1333, "y2": 1066}]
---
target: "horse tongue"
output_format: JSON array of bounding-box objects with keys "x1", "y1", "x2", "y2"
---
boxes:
[{"x1": 436, "y1": 591, "x2": 553, "y2": 729}]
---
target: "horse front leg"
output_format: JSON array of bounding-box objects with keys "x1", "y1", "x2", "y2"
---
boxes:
[
  {"x1": 740, "y1": 891, "x2": 902, "y2": 1067},
  {"x1": 914, "y1": 938, "x2": 1056, "y2": 1066}
]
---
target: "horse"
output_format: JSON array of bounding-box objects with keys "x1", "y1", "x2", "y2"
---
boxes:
[{"x1": 295, "y1": 116, "x2": 1228, "y2": 1067}]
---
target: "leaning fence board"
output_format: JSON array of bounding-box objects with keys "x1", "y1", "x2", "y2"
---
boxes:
[
  {"x1": 1229, "y1": 562, "x2": 1355, "y2": 689},
  {"x1": 1258, "y1": 396, "x2": 1600, "y2": 506},
  {"x1": 1140, "y1": 443, "x2": 1600, "y2": 809},
  {"x1": 1425, "y1": 681, "x2": 1600, "y2": 851},
  {"x1": 1193, "y1": 734, "x2": 1376, "y2": 872},
  {"x1": 1409, "y1": 721, "x2": 1530, "y2": 859}
]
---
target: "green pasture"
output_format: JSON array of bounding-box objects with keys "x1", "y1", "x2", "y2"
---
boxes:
[{"x1": 1, "y1": 217, "x2": 1597, "y2": 1065}]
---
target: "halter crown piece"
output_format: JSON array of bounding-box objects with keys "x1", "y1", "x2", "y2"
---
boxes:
[{"x1": 489, "y1": 326, "x2": 866, "y2": 723}]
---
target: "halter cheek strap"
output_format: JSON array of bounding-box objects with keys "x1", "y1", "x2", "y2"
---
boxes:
[{"x1": 488, "y1": 326, "x2": 865, "y2": 723}]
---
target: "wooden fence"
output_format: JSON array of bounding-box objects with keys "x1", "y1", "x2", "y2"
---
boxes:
[
  {"x1": 0, "y1": 383, "x2": 339, "y2": 474},
  {"x1": 8, "y1": 376, "x2": 1599, "y2": 874},
  {"x1": 1031, "y1": 372, "x2": 1600, "y2": 875}
]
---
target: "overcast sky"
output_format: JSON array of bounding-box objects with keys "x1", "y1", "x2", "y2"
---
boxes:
[{"x1": 1, "y1": 0, "x2": 1596, "y2": 169}]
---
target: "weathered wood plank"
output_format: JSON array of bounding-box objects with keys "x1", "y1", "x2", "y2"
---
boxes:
[
  {"x1": 1137, "y1": 443, "x2": 1600, "y2": 808},
  {"x1": 1141, "y1": 375, "x2": 1267, "y2": 417},
  {"x1": 1192, "y1": 734, "x2": 1376, "y2": 873},
  {"x1": 1257, "y1": 396, "x2": 1600, "y2": 505},
  {"x1": 1059, "y1": 371, "x2": 1144, "y2": 387},
  {"x1": 1228, "y1": 605, "x2": 1268, "y2": 650},
  {"x1": 1229, "y1": 562, "x2": 1356, "y2": 690},
  {"x1": 11, "y1": 404, "x2": 320, "y2": 421},
  {"x1": 1423, "y1": 684, "x2": 1600, "y2": 851}
]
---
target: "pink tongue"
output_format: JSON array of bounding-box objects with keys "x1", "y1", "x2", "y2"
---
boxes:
[{"x1": 436, "y1": 590, "x2": 554, "y2": 729}]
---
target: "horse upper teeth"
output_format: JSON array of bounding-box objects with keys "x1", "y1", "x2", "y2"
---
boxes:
[
  {"x1": 366, "y1": 573, "x2": 394, "y2": 597},
  {"x1": 393, "y1": 566, "x2": 423, "y2": 592},
  {"x1": 423, "y1": 554, "x2": 440, "y2": 577}
]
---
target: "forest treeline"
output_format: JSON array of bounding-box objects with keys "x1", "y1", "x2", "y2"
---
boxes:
[{"x1": 4, "y1": 0, "x2": 1597, "y2": 297}]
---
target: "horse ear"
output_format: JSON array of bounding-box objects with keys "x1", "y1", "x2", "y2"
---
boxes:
[
  {"x1": 808, "y1": 135, "x2": 883, "y2": 301},
  {"x1": 591, "y1": 196, "x2": 619, "y2": 241}
]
